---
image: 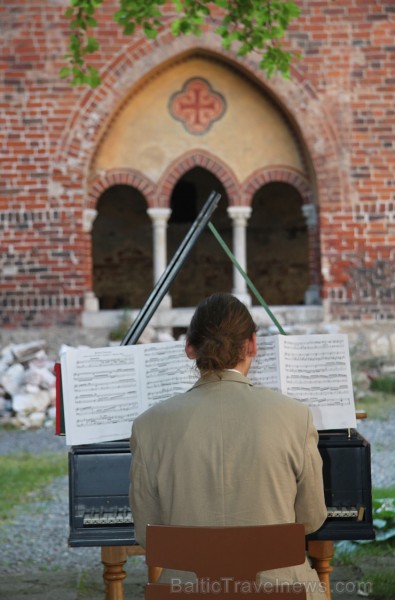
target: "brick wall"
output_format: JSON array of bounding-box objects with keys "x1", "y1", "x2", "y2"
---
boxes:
[{"x1": 0, "y1": 0, "x2": 394, "y2": 326}]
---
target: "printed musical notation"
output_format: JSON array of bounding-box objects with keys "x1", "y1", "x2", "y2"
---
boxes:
[
  {"x1": 142, "y1": 344, "x2": 196, "y2": 408},
  {"x1": 248, "y1": 337, "x2": 280, "y2": 390},
  {"x1": 61, "y1": 341, "x2": 192, "y2": 445},
  {"x1": 61, "y1": 333, "x2": 357, "y2": 445},
  {"x1": 249, "y1": 333, "x2": 356, "y2": 430},
  {"x1": 281, "y1": 336, "x2": 353, "y2": 408}
]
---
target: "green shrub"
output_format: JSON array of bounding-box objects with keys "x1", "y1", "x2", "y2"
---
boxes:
[{"x1": 370, "y1": 375, "x2": 395, "y2": 394}]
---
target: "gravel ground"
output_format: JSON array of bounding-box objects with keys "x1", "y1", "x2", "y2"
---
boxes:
[
  {"x1": 357, "y1": 412, "x2": 395, "y2": 489},
  {"x1": 0, "y1": 413, "x2": 394, "y2": 578},
  {"x1": 0, "y1": 428, "x2": 103, "y2": 576}
]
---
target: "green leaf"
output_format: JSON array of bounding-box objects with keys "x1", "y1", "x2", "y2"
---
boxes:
[
  {"x1": 173, "y1": 0, "x2": 183, "y2": 11},
  {"x1": 84, "y1": 36, "x2": 100, "y2": 53},
  {"x1": 59, "y1": 66, "x2": 72, "y2": 79},
  {"x1": 113, "y1": 9, "x2": 129, "y2": 22},
  {"x1": 85, "y1": 16, "x2": 98, "y2": 28},
  {"x1": 123, "y1": 22, "x2": 136, "y2": 35},
  {"x1": 143, "y1": 23, "x2": 158, "y2": 39},
  {"x1": 70, "y1": 70, "x2": 86, "y2": 86},
  {"x1": 87, "y1": 66, "x2": 101, "y2": 87},
  {"x1": 61, "y1": 0, "x2": 302, "y2": 87}
]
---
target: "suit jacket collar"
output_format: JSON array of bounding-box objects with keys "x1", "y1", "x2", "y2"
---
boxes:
[{"x1": 191, "y1": 369, "x2": 254, "y2": 390}]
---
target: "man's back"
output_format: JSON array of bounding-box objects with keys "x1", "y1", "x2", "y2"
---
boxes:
[{"x1": 130, "y1": 370, "x2": 326, "y2": 547}]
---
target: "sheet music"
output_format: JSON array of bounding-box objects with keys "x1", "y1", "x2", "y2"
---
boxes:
[
  {"x1": 140, "y1": 343, "x2": 196, "y2": 408},
  {"x1": 62, "y1": 346, "x2": 139, "y2": 445},
  {"x1": 248, "y1": 333, "x2": 356, "y2": 430},
  {"x1": 248, "y1": 336, "x2": 281, "y2": 391},
  {"x1": 279, "y1": 335, "x2": 353, "y2": 406},
  {"x1": 61, "y1": 333, "x2": 357, "y2": 444},
  {"x1": 61, "y1": 341, "x2": 195, "y2": 445},
  {"x1": 278, "y1": 334, "x2": 356, "y2": 430}
]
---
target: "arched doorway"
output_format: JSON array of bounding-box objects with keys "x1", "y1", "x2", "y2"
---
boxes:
[
  {"x1": 168, "y1": 166, "x2": 232, "y2": 306},
  {"x1": 247, "y1": 182, "x2": 309, "y2": 306},
  {"x1": 92, "y1": 185, "x2": 153, "y2": 309}
]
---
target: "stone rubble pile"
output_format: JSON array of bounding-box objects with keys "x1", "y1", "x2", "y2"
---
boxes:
[{"x1": 0, "y1": 340, "x2": 57, "y2": 429}]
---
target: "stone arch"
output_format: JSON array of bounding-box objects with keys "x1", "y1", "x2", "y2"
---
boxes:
[
  {"x1": 87, "y1": 169, "x2": 156, "y2": 210},
  {"x1": 156, "y1": 150, "x2": 240, "y2": 208},
  {"x1": 241, "y1": 166, "x2": 314, "y2": 206}
]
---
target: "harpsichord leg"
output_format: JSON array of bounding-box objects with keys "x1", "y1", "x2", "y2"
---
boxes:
[
  {"x1": 102, "y1": 546, "x2": 128, "y2": 600},
  {"x1": 307, "y1": 540, "x2": 334, "y2": 600}
]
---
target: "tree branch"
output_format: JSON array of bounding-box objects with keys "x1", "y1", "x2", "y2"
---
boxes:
[{"x1": 60, "y1": 0, "x2": 301, "y2": 87}]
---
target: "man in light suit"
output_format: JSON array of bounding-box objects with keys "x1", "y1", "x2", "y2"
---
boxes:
[{"x1": 130, "y1": 293, "x2": 327, "y2": 599}]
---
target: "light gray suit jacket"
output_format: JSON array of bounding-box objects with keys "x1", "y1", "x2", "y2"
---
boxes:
[{"x1": 130, "y1": 370, "x2": 327, "y2": 599}]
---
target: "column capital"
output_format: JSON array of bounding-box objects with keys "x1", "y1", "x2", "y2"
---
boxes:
[
  {"x1": 147, "y1": 207, "x2": 172, "y2": 224},
  {"x1": 227, "y1": 205, "x2": 252, "y2": 223}
]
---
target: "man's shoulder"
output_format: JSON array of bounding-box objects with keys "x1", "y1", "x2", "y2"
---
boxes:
[
  {"x1": 251, "y1": 385, "x2": 311, "y2": 420},
  {"x1": 134, "y1": 391, "x2": 191, "y2": 425}
]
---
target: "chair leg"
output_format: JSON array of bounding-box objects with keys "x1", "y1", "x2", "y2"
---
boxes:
[{"x1": 148, "y1": 566, "x2": 163, "y2": 583}]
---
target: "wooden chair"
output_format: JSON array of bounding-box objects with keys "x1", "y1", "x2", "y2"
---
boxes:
[{"x1": 145, "y1": 523, "x2": 307, "y2": 600}]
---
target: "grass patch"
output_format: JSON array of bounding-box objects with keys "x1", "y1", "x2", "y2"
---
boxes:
[
  {"x1": 334, "y1": 541, "x2": 395, "y2": 599},
  {"x1": 363, "y1": 568, "x2": 395, "y2": 600},
  {"x1": 373, "y1": 486, "x2": 395, "y2": 500},
  {"x1": 0, "y1": 452, "x2": 68, "y2": 521}
]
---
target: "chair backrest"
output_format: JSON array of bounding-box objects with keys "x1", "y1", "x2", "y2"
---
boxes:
[{"x1": 145, "y1": 523, "x2": 307, "y2": 599}]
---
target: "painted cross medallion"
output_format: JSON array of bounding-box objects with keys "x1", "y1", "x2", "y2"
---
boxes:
[{"x1": 169, "y1": 78, "x2": 226, "y2": 135}]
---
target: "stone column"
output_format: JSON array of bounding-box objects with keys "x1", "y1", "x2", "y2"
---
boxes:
[
  {"x1": 227, "y1": 206, "x2": 252, "y2": 306},
  {"x1": 147, "y1": 207, "x2": 172, "y2": 309}
]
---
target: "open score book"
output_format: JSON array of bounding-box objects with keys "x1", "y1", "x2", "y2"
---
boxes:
[{"x1": 60, "y1": 333, "x2": 357, "y2": 445}]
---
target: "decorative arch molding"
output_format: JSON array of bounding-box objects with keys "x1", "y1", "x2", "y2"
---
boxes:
[
  {"x1": 156, "y1": 150, "x2": 240, "y2": 208},
  {"x1": 241, "y1": 166, "x2": 315, "y2": 207},
  {"x1": 56, "y1": 27, "x2": 344, "y2": 211},
  {"x1": 55, "y1": 31, "x2": 230, "y2": 166},
  {"x1": 87, "y1": 168, "x2": 157, "y2": 209}
]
